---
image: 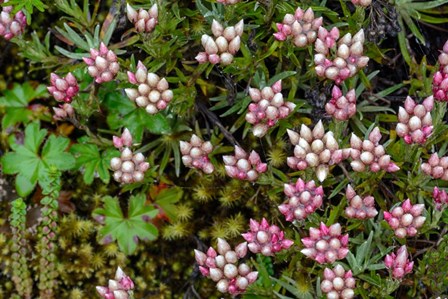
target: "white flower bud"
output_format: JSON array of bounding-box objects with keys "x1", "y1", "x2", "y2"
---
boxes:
[
  {"x1": 110, "y1": 157, "x2": 122, "y2": 170},
  {"x1": 223, "y1": 264, "x2": 238, "y2": 279}
]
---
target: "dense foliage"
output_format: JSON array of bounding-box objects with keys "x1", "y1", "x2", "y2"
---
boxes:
[{"x1": 1, "y1": 0, "x2": 448, "y2": 298}]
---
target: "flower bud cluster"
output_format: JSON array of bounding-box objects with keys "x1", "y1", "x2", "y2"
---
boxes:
[
  {"x1": 396, "y1": 96, "x2": 433, "y2": 144},
  {"x1": 53, "y1": 103, "x2": 75, "y2": 121},
  {"x1": 345, "y1": 185, "x2": 378, "y2": 219},
  {"x1": 223, "y1": 146, "x2": 267, "y2": 181},
  {"x1": 325, "y1": 86, "x2": 356, "y2": 121},
  {"x1": 287, "y1": 120, "x2": 349, "y2": 182},
  {"x1": 301, "y1": 222, "x2": 349, "y2": 264},
  {"x1": 110, "y1": 128, "x2": 149, "y2": 184},
  {"x1": 433, "y1": 40, "x2": 448, "y2": 101},
  {"x1": 384, "y1": 245, "x2": 414, "y2": 279},
  {"x1": 315, "y1": 28, "x2": 369, "y2": 84},
  {"x1": 278, "y1": 179, "x2": 324, "y2": 221},
  {"x1": 96, "y1": 267, "x2": 135, "y2": 299},
  {"x1": 320, "y1": 264, "x2": 356, "y2": 299},
  {"x1": 125, "y1": 61, "x2": 173, "y2": 114},
  {"x1": 217, "y1": 0, "x2": 241, "y2": 4},
  {"x1": 83, "y1": 42, "x2": 120, "y2": 84},
  {"x1": 383, "y1": 199, "x2": 425, "y2": 238},
  {"x1": 421, "y1": 153, "x2": 448, "y2": 180},
  {"x1": 126, "y1": 3, "x2": 158, "y2": 33},
  {"x1": 0, "y1": 1, "x2": 26, "y2": 40},
  {"x1": 349, "y1": 127, "x2": 400, "y2": 173},
  {"x1": 245, "y1": 80, "x2": 296, "y2": 137},
  {"x1": 194, "y1": 239, "x2": 258, "y2": 295},
  {"x1": 180, "y1": 134, "x2": 214, "y2": 174},
  {"x1": 273, "y1": 7, "x2": 323, "y2": 47},
  {"x1": 351, "y1": 0, "x2": 372, "y2": 7},
  {"x1": 433, "y1": 186, "x2": 448, "y2": 211},
  {"x1": 196, "y1": 19, "x2": 243, "y2": 65},
  {"x1": 47, "y1": 73, "x2": 79, "y2": 103},
  {"x1": 241, "y1": 218, "x2": 294, "y2": 256}
]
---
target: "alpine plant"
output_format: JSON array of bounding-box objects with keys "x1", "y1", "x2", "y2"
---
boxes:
[
  {"x1": 351, "y1": 0, "x2": 372, "y2": 7},
  {"x1": 383, "y1": 199, "x2": 426, "y2": 238},
  {"x1": 278, "y1": 178, "x2": 324, "y2": 222},
  {"x1": 180, "y1": 134, "x2": 214, "y2": 174},
  {"x1": 110, "y1": 128, "x2": 150, "y2": 184},
  {"x1": 286, "y1": 120, "x2": 350, "y2": 182},
  {"x1": 396, "y1": 96, "x2": 433, "y2": 145},
  {"x1": 349, "y1": 127, "x2": 400, "y2": 173},
  {"x1": 83, "y1": 42, "x2": 120, "y2": 84},
  {"x1": 196, "y1": 19, "x2": 243, "y2": 65},
  {"x1": 384, "y1": 245, "x2": 414, "y2": 279},
  {"x1": 47, "y1": 73, "x2": 79, "y2": 103},
  {"x1": 223, "y1": 146, "x2": 267, "y2": 181},
  {"x1": 125, "y1": 61, "x2": 173, "y2": 114},
  {"x1": 245, "y1": 80, "x2": 296, "y2": 137},
  {"x1": 53, "y1": 103, "x2": 75, "y2": 121},
  {"x1": 421, "y1": 153, "x2": 448, "y2": 180},
  {"x1": 433, "y1": 186, "x2": 448, "y2": 211},
  {"x1": 241, "y1": 218, "x2": 294, "y2": 256},
  {"x1": 126, "y1": 3, "x2": 158, "y2": 33},
  {"x1": 301, "y1": 222, "x2": 349, "y2": 264},
  {"x1": 325, "y1": 86, "x2": 356, "y2": 121},
  {"x1": 273, "y1": 7, "x2": 322, "y2": 47},
  {"x1": 96, "y1": 267, "x2": 135, "y2": 299},
  {"x1": 320, "y1": 264, "x2": 356, "y2": 299},
  {"x1": 433, "y1": 40, "x2": 448, "y2": 101},
  {"x1": 0, "y1": 0, "x2": 26, "y2": 40},
  {"x1": 344, "y1": 184, "x2": 378, "y2": 220},
  {"x1": 194, "y1": 239, "x2": 258, "y2": 295},
  {"x1": 314, "y1": 28, "x2": 369, "y2": 84}
]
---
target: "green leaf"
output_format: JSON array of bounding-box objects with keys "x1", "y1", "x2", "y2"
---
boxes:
[
  {"x1": 155, "y1": 187, "x2": 184, "y2": 221},
  {"x1": 15, "y1": 173, "x2": 37, "y2": 197},
  {"x1": 0, "y1": 83, "x2": 48, "y2": 128},
  {"x1": 41, "y1": 135, "x2": 75, "y2": 171},
  {"x1": 70, "y1": 143, "x2": 114, "y2": 184},
  {"x1": 23, "y1": 122, "x2": 47, "y2": 153},
  {"x1": 409, "y1": 0, "x2": 448, "y2": 10},
  {"x1": 93, "y1": 194, "x2": 159, "y2": 255},
  {"x1": 1, "y1": 122, "x2": 74, "y2": 196},
  {"x1": 104, "y1": 92, "x2": 172, "y2": 141},
  {"x1": 267, "y1": 71, "x2": 297, "y2": 86}
]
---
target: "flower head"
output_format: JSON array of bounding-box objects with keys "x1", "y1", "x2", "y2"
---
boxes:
[
  {"x1": 245, "y1": 80, "x2": 296, "y2": 137},
  {"x1": 0, "y1": 1, "x2": 26, "y2": 40},
  {"x1": 301, "y1": 222, "x2": 349, "y2": 264},
  {"x1": 241, "y1": 218, "x2": 294, "y2": 256},
  {"x1": 320, "y1": 264, "x2": 356, "y2": 299},
  {"x1": 223, "y1": 146, "x2": 267, "y2": 181},
  {"x1": 96, "y1": 267, "x2": 134, "y2": 299},
  {"x1": 194, "y1": 239, "x2": 258, "y2": 295},
  {"x1": 47, "y1": 73, "x2": 79, "y2": 103},
  {"x1": 344, "y1": 185, "x2": 378, "y2": 219},
  {"x1": 396, "y1": 96, "x2": 433, "y2": 144},
  {"x1": 279, "y1": 179, "x2": 324, "y2": 221},
  {"x1": 125, "y1": 61, "x2": 173, "y2": 114},
  {"x1": 383, "y1": 199, "x2": 425, "y2": 238},
  {"x1": 349, "y1": 127, "x2": 400, "y2": 173},
  {"x1": 180, "y1": 134, "x2": 214, "y2": 174},
  {"x1": 384, "y1": 245, "x2": 414, "y2": 279},
  {"x1": 287, "y1": 121, "x2": 350, "y2": 181},
  {"x1": 274, "y1": 7, "x2": 322, "y2": 47},
  {"x1": 126, "y1": 3, "x2": 158, "y2": 33},
  {"x1": 110, "y1": 128, "x2": 149, "y2": 184},
  {"x1": 83, "y1": 42, "x2": 119, "y2": 83}
]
